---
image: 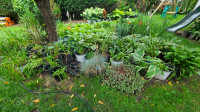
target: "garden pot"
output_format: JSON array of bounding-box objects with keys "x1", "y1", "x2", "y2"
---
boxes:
[
  {"x1": 189, "y1": 33, "x2": 197, "y2": 40},
  {"x1": 182, "y1": 30, "x2": 191, "y2": 38},
  {"x1": 111, "y1": 60, "x2": 123, "y2": 66},
  {"x1": 75, "y1": 54, "x2": 86, "y2": 63},
  {"x1": 19, "y1": 65, "x2": 26, "y2": 73},
  {"x1": 58, "y1": 54, "x2": 67, "y2": 65},
  {"x1": 154, "y1": 71, "x2": 172, "y2": 80},
  {"x1": 49, "y1": 67, "x2": 63, "y2": 82},
  {"x1": 43, "y1": 64, "x2": 51, "y2": 72},
  {"x1": 87, "y1": 20, "x2": 92, "y2": 23}
]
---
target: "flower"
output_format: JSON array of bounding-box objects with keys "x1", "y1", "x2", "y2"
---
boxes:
[
  {"x1": 139, "y1": 21, "x2": 142, "y2": 25},
  {"x1": 67, "y1": 26, "x2": 72, "y2": 30}
]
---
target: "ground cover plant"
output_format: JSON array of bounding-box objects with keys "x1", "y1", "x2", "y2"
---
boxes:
[{"x1": 0, "y1": 12, "x2": 200, "y2": 112}]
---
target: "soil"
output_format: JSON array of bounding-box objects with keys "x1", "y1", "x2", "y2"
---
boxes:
[{"x1": 64, "y1": 20, "x2": 87, "y2": 24}]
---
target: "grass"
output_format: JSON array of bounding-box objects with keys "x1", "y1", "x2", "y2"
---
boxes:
[
  {"x1": 0, "y1": 75, "x2": 200, "y2": 111},
  {"x1": 0, "y1": 14, "x2": 200, "y2": 111}
]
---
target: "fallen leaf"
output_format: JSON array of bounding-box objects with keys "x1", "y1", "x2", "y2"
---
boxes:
[
  {"x1": 4, "y1": 82, "x2": 9, "y2": 84},
  {"x1": 71, "y1": 107, "x2": 78, "y2": 111},
  {"x1": 176, "y1": 81, "x2": 179, "y2": 84},
  {"x1": 150, "y1": 104, "x2": 154, "y2": 106},
  {"x1": 33, "y1": 99, "x2": 40, "y2": 103},
  {"x1": 36, "y1": 80, "x2": 38, "y2": 84},
  {"x1": 21, "y1": 100, "x2": 24, "y2": 103},
  {"x1": 101, "y1": 83, "x2": 104, "y2": 86},
  {"x1": 69, "y1": 103, "x2": 71, "y2": 107},
  {"x1": 80, "y1": 84, "x2": 85, "y2": 87},
  {"x1": 94, "y1": 94, "x2": 96, "y2": 97},
  {"x1": 98, "y1": 100, "x2": 104, "y2": 105},
  {"x1": 153, "y1": 85, "x2": 156, "y2": 87},
  {"x1": 81, "y1": 91, "x2": 85, "y2": 97},
  {"x1": 168, "y1": 81, "x2": 172, "y2": 87},
  {"x1": 183, "y1": 83, "x2": 185, "y2": 85},
  {"x1": 11, "y1": 100, "x2": 13, "y2": 103},
  {"x1": 141, "y1": 77, "x2": 144, "y2": 80},
  {"x1": 57, "y1": 87, "x2": 60, "y2": 90},
  {"x1": 51, "y1": 104, "x2": 55, "y2": 107},
  {"x1": 71, "y1": 94, "x2": 74, "y2": 98},
  {"x1": 69, "y1": 85, "x2": 73, "y2": 91}
]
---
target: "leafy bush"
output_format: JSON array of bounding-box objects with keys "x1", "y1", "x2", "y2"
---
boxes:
[
  {"x1": 116, "y1": 18, "x2": 130, "y2": 38},
  {"x1": 103, "y1": 64, "x2": 146, "y2": 94},
  {"x1": 165, "y1": 47, "x2": 200, "y2": 79},
  {"x1": 80, "y1": 54, "x2": 107, "y2": 76},
  {"x1": 81, "y1": 7, "x2": 104, "y2": 20},
  {"x1": 23, "y1": 58, "x2": 44, "y2": 78},
  {"x1": 55, "y1": 0, "x2": 118, "y2": 19}
]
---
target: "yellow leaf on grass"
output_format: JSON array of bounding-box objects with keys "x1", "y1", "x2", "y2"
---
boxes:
[
  {"x1": 69, "y1": 103, "x2": 71, "y2": 107},
  {"x1": 33, "y1": 99, "x2": 40, "y2": 103},
  {"x1": 71, "y1": 94, "x2": 74, "y2": 98},
  {"x1": 71, "y1": 107, "x2": 78, "y2": 111},
  {"x1": 94, "y1": 94, "x2": 96, "y2": 97},
  {"x1": 51, "y1": 104, "x2": 55, "y2": 107},
  {"x1": 69, "y1": 85, "x2": 73, "y2": 91},
  {"x1": 80, "y1": 84, "x2": 85, "y2": 87},
  {"x1": 98, "y1": 100, "x2": 104, "y2": 105},
  {"x1": 4, "y1": 82, "x2": 9, "y2": 84},
  {"x1": 168, "y1": 81, "x2": 172, "y2": 87}
]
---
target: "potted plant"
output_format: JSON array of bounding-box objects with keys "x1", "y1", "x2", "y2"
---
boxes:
[
  {"x1": 74, "y1": 46, "x2": 86, "y2": 63},
  {"x1": 164, "y1": 46, "x2": 200, "y2": 80},
  {"x1": 110, "y1": 52, "x2": 125, "y2": 66}
]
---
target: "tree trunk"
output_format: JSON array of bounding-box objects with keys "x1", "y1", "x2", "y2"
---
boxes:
[{"x1": 34, "y1": 0, "x2": 58, "y2": 42}]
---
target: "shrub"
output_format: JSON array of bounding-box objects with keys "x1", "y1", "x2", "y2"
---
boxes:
[
  {"x1": 81, "y1": 7, "x2": 104, "y2": 21},
  {"x1": 80, "y1": 54, "x2": 107, "y2": 76},
  {"x1": 115, "y1": 18, "x2": 130, "y2": 38},
  {"x1": 55, "y1": 0, "x2": 118, "y2": 19},
  {"x1": 103, "y1": 64, "x2": 146, "y2": 94}
]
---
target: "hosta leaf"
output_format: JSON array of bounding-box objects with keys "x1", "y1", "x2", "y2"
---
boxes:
[{"x1": 145, "y1": 65, "x2": 160, "y2": 78}]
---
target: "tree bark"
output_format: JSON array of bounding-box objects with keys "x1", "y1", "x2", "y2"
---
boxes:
[{"x1": 34, "y1": 0, "x2": 58, "y2": 42}]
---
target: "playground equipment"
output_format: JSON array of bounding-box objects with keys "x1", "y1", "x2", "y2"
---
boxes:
[
  {"x1": 0, "y1": 17, "x2": 15, "y2": 27},
  {"x1": 150, "y1": 0, "x2": 185, "y2": 18},
  {"x1": 167, "y1": 5, "x2": 200, "y2": 32}
]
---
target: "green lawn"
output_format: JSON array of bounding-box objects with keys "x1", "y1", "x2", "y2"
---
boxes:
[{"x1": 0, "y1": 14, "x2": 200, "y2": 112}]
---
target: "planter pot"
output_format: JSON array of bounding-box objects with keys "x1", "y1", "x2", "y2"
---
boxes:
[
  {"x1": 154, "y1": 71, "x2": 172, "y2": 80},
  {"x1": 87, "y1": 20, "x2": 92, "y2": 23},
  {"x1": 43, "y1": 64, "x2": 51, "y2": 72},
  {"x1": 182, "y1": 30, "x2": 191, "y2": 38},
  {"x1": 111, "y1": 60, "x2": 123, "y2": 66},
  {"x1": 19, "y1": 65, "x2": 26, "y2": 74},
  {"x1": 49, "y1": 67, "x2": 63, "y2": 82},
  {"x1": 189, "y1": 33, "x2": 197, "y2": 40},
  {"x1": 75, "y1": 54, "x2": 86, "y2": 63},
  {"x1": 97, "y1": 19, "x2": 101, "y2": 22},
  {"x1": 58, "y1": 54, "x2": 67, "y2": 64}
]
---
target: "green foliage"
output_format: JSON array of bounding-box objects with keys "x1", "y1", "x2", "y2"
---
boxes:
[
  {"x1": 116, "y1": 18, "x2": 130, "y2": 38},
  {"x1": 109, "y1": 36, "x2": 135, "y2": 62},
  {"x1": 103, "y1": 64, "x2": 146, "y2": 94},
  {"x1": 165, "y1": 46, "x2": 200, "y2": 79},
  {"x1": 182, "y1": 0, "x2": 198, "y2": 13},
  {"x1": 80, "y1": 54, "x2": 107, "y2": 76},
  {"x1": 50, "y1": 0, "x2": 62, "y2": 20},
  {"x1": 55, "y1": 0, "x2": 118, "y2": 17},
  {"x1": 0, "y1": 0, "x2": 16, "y2": 18},
  {"x1": 19, "y1": 9, "x2": 46, "y2": 43},
  {"x1": 23, "y1": 58, "x2": 44, "y2": 78},
  {"x1": 81, "y1": 7, "x2": 104, "y2": 20},
  {"x1": 131, "y1": 15, "x2": 169, "y2": 37}
]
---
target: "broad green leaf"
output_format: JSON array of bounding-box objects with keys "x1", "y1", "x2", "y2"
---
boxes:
[{"x1": 145, "y1": 65, "x2": 160, "y2": 78}]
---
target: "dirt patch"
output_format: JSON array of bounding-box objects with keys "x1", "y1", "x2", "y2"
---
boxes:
[{"x1": 64, "y1": 20, "x2": 87, "y2": 24}]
